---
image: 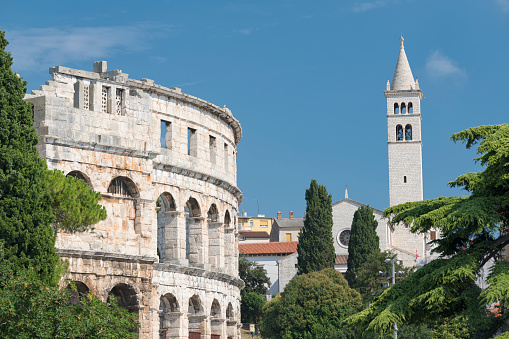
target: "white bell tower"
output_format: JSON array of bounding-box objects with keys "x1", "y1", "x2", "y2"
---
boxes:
[{"x1": 385, "y1": 37, "x2": 423, "y2": 207}]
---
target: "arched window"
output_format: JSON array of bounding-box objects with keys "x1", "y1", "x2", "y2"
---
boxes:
[
  {"x1": 211, "y1": 299, "x2": 221, "y2": 318},
  {"x1": 108, "y1": 177, "x2": 135, "y2": 198},
  {"x1": 396, "y1": 125, "x2": 403, "y2": 141},
  {"x1": 208, "y1": 204, "x2": 219, "y2": 222},
  {"x1": 67, "y1": 170, "x2": 93, "y2": 188},
  {"x1": 405, "y1": 124, "x2": 412, "y2": 141},
  {"x1": 188, "y1": 295, "x2": 203, "y2": 315},
  {"x1": 408, "y1": 102, "x2": 413, "y2": 114},
  {"x1": 67, "y1": 281, "x2": 89, "y2": 305},
  {"x1": 224, "y1": 210, "x2": 231, "y2": 227},
  {"x1": 226, "y1": 302, "x2": 234, "y2": 319},
  {"x1": 394, "y1": 103, "x2": 399, "y2": 114},
  {"x1": 108, "y1": 283, "x2": 138, "y2": 313},
  {"x1": 401, "y1": 103, "x2": 406, "y2": 114}
]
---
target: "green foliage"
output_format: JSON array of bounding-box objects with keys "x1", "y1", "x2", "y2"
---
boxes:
[
  {"x1": 297, "y1": 179, "x2": 335, "y2": 275},
  {"x1": 239, "y1": 257, "x2": 270, "y2": 324},
  {"x1": 353, "y1": 250, "x2": 412, "y2": 302},
  {"x1": 345, "y1": 124, "x2": 509, "y2": 337},
  {"x1": 47, "y1": 170, "x2": 107, "y2": 233},
  {"x1": 259, "y1": 268, "x2": 362, "y2": 339},
  {"x1": 0, "y1": 30, "x2": 59, "y2": 286},
  {"x1": 239, "y1": 257, "x2": 271, "y2": 295},
  {"x1": 346, "y1": 205, "x2": 380, "y2": 285},
  {"x1": 241, "y1": 292, "x2": 266, "y2": 324},
  {"x1": 0, "y1": 266, "x2": 139, "y2": 338}
]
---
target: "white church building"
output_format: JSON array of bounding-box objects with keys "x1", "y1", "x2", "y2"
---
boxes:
[{"x1": 332, "y1": 37, "x2": 432, "y2": 270}]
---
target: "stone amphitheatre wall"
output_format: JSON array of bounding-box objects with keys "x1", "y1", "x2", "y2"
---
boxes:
[{"x1": 26, "y1": 61, "x2": 243, "y2": 339}]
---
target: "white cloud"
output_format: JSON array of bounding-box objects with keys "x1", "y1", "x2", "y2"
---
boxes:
[
  {"x1": 7, "y1": 24, "x2": 173, "y2": 72},
  {"x1": 233, "y1": 28, "x2": 253, "y2": 35},
  {"x1": 425, "y1": 50, "x2": 465, "y2": 78},
  {"x1": 495, "y1": 0, "x2": 509, "y2": 12},
  {"x1": 352, "y1": 0, "x2": 391, "y2": 12}
]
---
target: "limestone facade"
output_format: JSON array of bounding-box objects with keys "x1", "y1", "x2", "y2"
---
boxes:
[{"x1": 26, "y1": 61, "x2": 243, "y2": 339}]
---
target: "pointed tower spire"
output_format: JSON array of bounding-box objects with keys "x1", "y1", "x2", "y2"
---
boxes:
[
  {"x1": 345, "y1": 187, "x2": 348, "y2": 199},
  {"x1": 390, "y1": 36, "x2": 416, "y2": 91}
]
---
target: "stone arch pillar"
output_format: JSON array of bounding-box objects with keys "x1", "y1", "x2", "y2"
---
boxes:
[{"x1": 208, "y1": 221, "x2": 224, "y2": 271}]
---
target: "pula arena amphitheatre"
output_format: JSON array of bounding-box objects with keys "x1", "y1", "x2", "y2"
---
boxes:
[{"x1": 25, "y1": 61, "x2": 243, "y2": 339}]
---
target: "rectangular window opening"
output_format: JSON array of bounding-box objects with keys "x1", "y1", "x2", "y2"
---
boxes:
[
  {"x1": 404, "y1": 176, "x2": 407, "y2": 183},
  {"x1": 161, "y1": 121, "x2": 171, "y2": 149},
  {"x1": 286, "y1": 233, "x2": 292, "y2": 242},
  {"x1": 430, "y1": 231, "x2": 437, "y2": 241},
  {"x1": 188, "y1": 128, "x2": 197, "y2": 157},
  {"x1": 101, "y1": 86, "x2": 110, "y2": 113},
  {"x1": 209, "y1": 135, "x2": 217, "y2": 164},
  {"x1": 115, "y1": 89, "x2": 124, "y2": 115},
  {"x1": 224, "y1": 143, "x2": 229, "y2": 172}
]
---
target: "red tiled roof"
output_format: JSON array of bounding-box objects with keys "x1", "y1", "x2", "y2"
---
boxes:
[
  {"x1": 239, "y1": 231, "x2": 270, "y2": 238},
  {"x1": 335, "y1": 254, "x2": 348, "y2": 265},
  {"x1": 239, "y1": 241, "x2": 298, "y2": 255}
]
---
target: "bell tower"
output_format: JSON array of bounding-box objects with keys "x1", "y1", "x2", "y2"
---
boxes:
[{"x1": 385, "y1": 37, "x2": 423, "y2": 207}]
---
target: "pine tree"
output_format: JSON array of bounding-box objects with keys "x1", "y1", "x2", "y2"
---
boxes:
[
  {"x1": 297, "y1": 179, "x2": 335, "y2": 274},
  {"x1": 0, "y1": 30, "x2": 59, "y2": 286},
  {"x1": 346, "y1": 205, "x2": 380, "y2": 285}
]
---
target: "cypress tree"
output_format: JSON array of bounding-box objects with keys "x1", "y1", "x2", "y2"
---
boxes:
[
  {"x1": 0, "y1": 30, "x2": 59, "y2": 286},
  {"x1": 346, "y1": 205, "x2": 380, "y2": 285},
  {"x1": 297, "y1": 179, "x2": 335, "y2": 274}
]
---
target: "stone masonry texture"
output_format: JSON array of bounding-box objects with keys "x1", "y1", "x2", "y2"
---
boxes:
[{"x1": 25, "y1": 61, "x2": 243, "y2": 339}]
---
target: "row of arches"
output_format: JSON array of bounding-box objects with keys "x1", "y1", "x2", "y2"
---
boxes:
[
  {"x1": 393, "y1": 102, "x2": 413, "y2": 114},
  {"x1": 65, "y1": 171, "x2": 238, "y2": 273},
  {"x1": 67, "y1": 280, "x2": 237, "y2": 338},
  {"x1": 396, "y1": 124, "x2": 412, "y2": 141}
]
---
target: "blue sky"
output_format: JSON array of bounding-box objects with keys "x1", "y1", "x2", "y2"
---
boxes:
[{"x1": 2, "y1": 1, "x2": 508, "y2": 218}]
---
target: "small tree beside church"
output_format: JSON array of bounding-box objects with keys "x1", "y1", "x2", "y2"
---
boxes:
[
  {"x1": 346, "y1": 205, "x2": 380, "y2": 286},
  {"x1": 297, "y1": 179, "x2": 335, "y2": 275}
]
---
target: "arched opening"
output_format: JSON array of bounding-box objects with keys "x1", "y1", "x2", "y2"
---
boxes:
[
  {"x1": 160, "y1": 293, "x2": 180, "y2": 338},
  {"x1": 396, "y1": 125, "x2": 403, "y2": 141},
  {"x1": 211, "y1": 299, "x2": 222, "y2": 337},
  {"x1": 401, "y1": 102, "x2": 406, "y2": 114},
  {"x1": 106, "y1": 177, "x2": 140, "y2": 234},
  {"x1": 211, "y1": 299, "x2": 221, "y2": 318},
  {"x1": 108, "y1": 283, "x2": 138, "y2": 313},
  {"x1": 67, "y1": 281, "x2": 89, "y2": 305},
  {"x1": 408, "y1": 102, "x2": 413, "y2": 113},
  {"x1": 66, "y1": 170, "x2": 92, "y2": 188},
  {"x1": 394, "y1": 103, "x2": 399, "y2": 114},
  {"x1": 208, "y1": 204, "x2": 219, "y2": 222},
  {"x1": 188, "y1": 295, "x2": 204, "y2": 337},
  {"x1": 226, "y1": 302, "x2": 235, "y2": 339},
  {"x1": 186, "y1": 197, "x2": 202, "y2": 265},
  {"x1": 226, "y1": 302, "x2": 234, "y2": 320},
  {"x1": 157, "y1": 192, "x2": 177, "y2": 261},
  {"x1": 405, "y1": 124, "x2": 412, "y2": 141},
  {"x1": 224, "y1": 210, "x2": 231, "y2": 227}
]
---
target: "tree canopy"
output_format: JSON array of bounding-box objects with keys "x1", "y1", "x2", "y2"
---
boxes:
[
  {"x1": 297, "y1": 179, "x2": 335, "y2": 274},
  {"x1": 346, "y1": 205, "x2": 380, "y2": 286},
  {"x1": 345, "y1": 124, "x2": 509, "y2": 337},
  {"x1": 239, "y1": 257, "x2": 270, "y2": 324},
  {"x1": 0, "y1": 30, "x2": 60, "y2": 286},
  {"x1": 0, "y1": 251, "x2": 139, "y2": 338},
  {"x1": 259, "y1": 268, "x2": 362, "y2": 339},
  {"x1": 47, "y1": 169, "x2": 107, "y2": 234}
]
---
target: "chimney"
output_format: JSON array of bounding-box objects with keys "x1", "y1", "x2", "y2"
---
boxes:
[
  {"x1": 93, "y1": 61, "x2": 107, "y2": 73},
  {"x1": 277, "y1": 211, "x2": 281, "y2": 219},
  {"x1": 289, "y1": 211, "x2": 294, "y2": 219}
]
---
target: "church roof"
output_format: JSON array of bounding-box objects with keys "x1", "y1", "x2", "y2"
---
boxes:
[
  {"x1": 332, "y1": 198, "x2": 383, "y2": 215},
  {"x1": 390, "y1": 37, "x2": 416, "y2": 91}
]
